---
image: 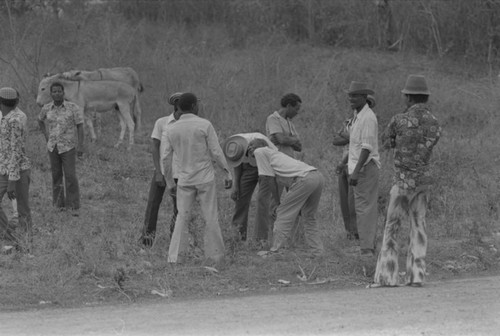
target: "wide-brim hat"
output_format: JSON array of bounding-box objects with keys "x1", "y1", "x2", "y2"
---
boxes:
[
  {"x1": 168, "y1": 92, "x2": 183, "y2": 106},
  {"x1": 367, "y1": 94, "x2": 376, "y2": 108},
  {"x1": 222, "y1": 135, "x2": 249, "y2": 168},
  {"x1": 401, "y1": 75, "x2": 430, "y2": 95},
  {"x1": 345, "y1": 81, "x2": 374, "y2": 95}
]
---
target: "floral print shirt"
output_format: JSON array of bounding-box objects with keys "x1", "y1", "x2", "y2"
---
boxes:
[
  {"x1": 382, "y1": 103, "x2": 441, "y2": 190},
  {"x1": 0, "y1": 107, "x2": 31, "y2": 180},
  {"x1": 39, "y1": 101, "x2": 84, "y2": 153}
]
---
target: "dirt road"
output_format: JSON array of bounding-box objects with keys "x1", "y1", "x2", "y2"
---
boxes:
[{"x1": 1, "y1": 276, "x2": 499, "y2": 336}]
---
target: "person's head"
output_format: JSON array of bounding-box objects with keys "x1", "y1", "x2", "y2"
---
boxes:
[
  {"x1": 247, "y1": 138, "x2": 268, "y2": 157},
  {"x1": 401, "y1": 75, "x2": 430, "y2": 107},
  {"x1": 50, "y1": 82, "x2": 65, "y2": 104},
  {"x1": 177, "y1": 92, "x2": 199, "y2": 115},
  {"x1": 280, "y1": 93, "x2": 302, "y2": 119},
  {"x1": 168, "y1": 92, "x2": 183, "y2": 119},
  {"x1": 346, "y1": 81, "x2": 374, "y2": 112},
  {"x1": 0, "y1": 87, "x2": 19, "y2": 111}
]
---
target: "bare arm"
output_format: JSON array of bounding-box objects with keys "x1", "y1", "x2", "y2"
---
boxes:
[
  {"x1": 151, "y1": 138, "x2": 166, "y2": 186},
  {"x1": 269, "y1": 133, "x2": 302, "y2": 152}
]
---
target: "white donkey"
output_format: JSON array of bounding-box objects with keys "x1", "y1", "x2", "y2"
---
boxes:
[{"x1": 36, "y1": 73, "x2": 141, "y2": 149}]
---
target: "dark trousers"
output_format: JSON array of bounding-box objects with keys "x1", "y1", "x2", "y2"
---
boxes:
[
  {"x1": 232, "y1": 163, "x2": 271, "y2": 241},
  {"x1": 0, "y1": 169, "x2": 32, "y2": 244},
  {"x1": 338, "y1": 165, "x2": 357, "y2": 236},
  {"x1": 48, "y1": 147, "x2": 80, "y2": 210},
  {"x1": 142, "y1": 175, "x2": 178, "y2": 240}
]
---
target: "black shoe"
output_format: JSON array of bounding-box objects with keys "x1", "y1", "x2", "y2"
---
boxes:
[{"x1": 140, "y1": 235, "x2": 154, "y2": 248}]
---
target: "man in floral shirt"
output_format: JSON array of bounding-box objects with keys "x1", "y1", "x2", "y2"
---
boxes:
[
  {"x1": 38, "y1": 82, "x2": 84, "y2": 214},
  {"x1": 371, "y1": 75, "x2": 441, "y2": 288},
  {"x1": 0, "y1": 87, "x2": 32, "y2": 248}
]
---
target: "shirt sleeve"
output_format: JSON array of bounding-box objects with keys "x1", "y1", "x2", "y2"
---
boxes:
[
  {"x1": 72, "y1": 104, "x2": 84, "y2": 125},
  {"x1": 7, "y1": 118, "x2": 23, "y2": 181},
  {"x1": 359, "y1": 115, "x2": 378, "y2": 153},
  {"x1": 206, "y1": 123, "x2": 230, "y2": 172},
  {"x1": 266, "y1": 115, "x2": 283, "y2": 136},
  {"x1": 381, "y1": 116, "x2": 397, "y2": 149},
  {"x1": 254, "y1": 148, "x2": 275, "y2": 177},
  {"x1": 151, "y1": 119, "x2": 162, "y2": 140},
  {"x1": 38, "y1": 105, "x2": 48, "y2": 121}
]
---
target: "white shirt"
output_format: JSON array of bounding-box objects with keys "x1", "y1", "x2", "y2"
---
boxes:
[
  {"x1": 254, "y1": 147, "x2": 316, "y2": 188},
  {"x1": 163, "y1": 113, "x2": 230, "y2": 186},
  {"x1": 153, "y1": 114, "x2": 178, "y2": 177},
  {"x1": 348, "y1": 104, "x2": 381, "y2": 174},
  {"x1": 234, "y1": 132, "x2": 277, "y2": 166}
]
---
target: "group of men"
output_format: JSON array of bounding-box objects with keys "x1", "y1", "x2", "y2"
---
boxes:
[
  {"x1": 0, "y1": 82, "x2": 84, "y2": 252},
  {"x1": 0, "y1": 73, "x2": 441, "y2": 287},
  {"x1": 139, "y1": 74, "x2": 441, "y2": 288}
]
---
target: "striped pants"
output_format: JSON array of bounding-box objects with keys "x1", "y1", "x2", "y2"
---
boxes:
[{"x1": 374, "y1": 184, "x2": 430, "y2": 286}]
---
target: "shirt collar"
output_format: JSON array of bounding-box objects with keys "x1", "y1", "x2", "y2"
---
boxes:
[
  {"x1": 166, "y1": 113, "x2": 176, "y2": 124},
  {"x1": 179, "y1": 113, "x2": 198, "y2": 120}
]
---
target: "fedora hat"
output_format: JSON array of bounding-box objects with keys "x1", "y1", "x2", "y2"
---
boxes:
[
  {"x1": 345, "y1": 81, "x2": 374, "y2": 95},
  {"x1": 401, "y1": 75, "x2": 430, "y2": 95},
  {"x1": 222, "y1": 135, "x2": 249, "y2": 168}
]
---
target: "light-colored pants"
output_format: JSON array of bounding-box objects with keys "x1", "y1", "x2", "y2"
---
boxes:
[
  {"x1": 374, "y1": 184, "x2": 430, "y2": 286},
  {"x1": 272, "y1": 170, "x2": 324, "y2": 256},
  {"x1": 168, "y1": 181, "x2": 225, "y2": 263},
  {"x1": 351, "y1": 160, "x2": 379, "y2": 252}
]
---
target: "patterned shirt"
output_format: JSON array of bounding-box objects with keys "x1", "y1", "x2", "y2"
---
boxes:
[
  {"x1": 382, "y1": 103, "x2": 441, "y2": 190},
  {"x1": 0, "y1": 107, "x2": 31, "y2": 180},
  {"x1": 265, "y1": 111, "x2": 300, "y2": 158},
  {"x1": 39, "y1": 100, "x2": 84, "y2": 153}
]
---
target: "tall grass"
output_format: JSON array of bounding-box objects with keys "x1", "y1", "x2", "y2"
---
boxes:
[{"x1": 0, "y1": 12, "x2": 499, "y2": 307}]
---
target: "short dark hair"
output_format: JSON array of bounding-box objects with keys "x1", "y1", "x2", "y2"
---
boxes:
[
  {"x1": 50, "y1": 82, "x2": 64, "y2": 92},
  {"x1": 178, "y1": 92, "x2": 198, "y2": 112},
  {"x1": 280, "y1": 93, "x2": 302, "y2": 108},
  {"x1": 0, "y1": 97, "x2": 18, "y2": 107},
  {"x1": 406, "y1": 94, "x2": 429, "y2": 104}
]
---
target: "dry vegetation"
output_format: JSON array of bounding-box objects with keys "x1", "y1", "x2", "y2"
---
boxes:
[{"x1": 0, "y1": 0, "x2": 499, "y2": 310}]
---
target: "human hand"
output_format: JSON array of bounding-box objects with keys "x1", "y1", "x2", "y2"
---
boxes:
[
  {"x1": 154, "y1": 170, "x2": 166, "y2": 187},
  {"x1": 230, "y1": 189, "x2": 239, "y2": 201},
  {"x1": 335, "y1": 163, "x2": 345, "y2": 175},
  {"x1": 349, "y1": 172, "x2": 358, "y2": 186},
  {"x1": 224, "y1": 170, "x2": 233, "y2": 190},
  {"x1": 168, "y1": 185, "x2": 177, "y2": 197}
]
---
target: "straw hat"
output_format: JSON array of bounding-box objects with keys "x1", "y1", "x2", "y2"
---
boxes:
[
  {"x1": 401, "y1": 75, "x2": 430, "y2": 95},
  {"x1": 222, "y1": 135, "x2": 249, "y2": 168},
  {"x1": 168, "y1": 92, "x2": 183, "y2": 106},
  {"x1": 345, "y1": 81, "x2": 374, "y2": 95},
  {"x1": 367, "y1": 95, "x2": 376, "y2": 108}
]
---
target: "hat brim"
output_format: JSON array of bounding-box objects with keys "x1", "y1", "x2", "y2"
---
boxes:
[
  {"x1": 401, "y1": 89, "x2": 430, "y2": 95},
  {"x1": 222, "y1": 135, "x2": 249, "y2": 168},
  {"x1": 345, "y1": 89, "x2": 375, "y2": 95}
]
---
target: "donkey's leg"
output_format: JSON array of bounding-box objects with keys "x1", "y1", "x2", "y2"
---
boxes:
[
  {"x1": 84, "y1": 110, "x2": 97, "y2": 142},
  {"x1": 115, "y1": 102, "x2": 135, "y2": 150}
]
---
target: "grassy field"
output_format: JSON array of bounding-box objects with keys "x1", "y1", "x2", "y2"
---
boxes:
[{"x1": 0, "y1": 21, "x2": 500, "y2": 310}]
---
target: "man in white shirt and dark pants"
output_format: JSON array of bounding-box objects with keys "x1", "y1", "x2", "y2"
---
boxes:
[
  {"x1": 140, "y1": 92, "x2": 182, "y2": 247},
  {"x1": 344, "y1": 81, "x2": 381, "y2": 257}
]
